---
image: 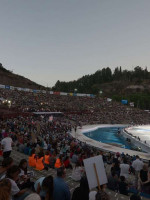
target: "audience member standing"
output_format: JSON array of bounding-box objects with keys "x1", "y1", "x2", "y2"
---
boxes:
[{"x1": 1, "y1": 135, "x2": 13, "y2": 158}]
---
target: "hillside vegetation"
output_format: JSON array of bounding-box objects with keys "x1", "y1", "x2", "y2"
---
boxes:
[{"x1": 53, "y1": 66, "x2": 150, "y2": 109}]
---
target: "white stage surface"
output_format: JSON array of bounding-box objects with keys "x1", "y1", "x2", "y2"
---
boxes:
[{"x1": 126, "y1": 125, "x2": 150, "y2": 146}]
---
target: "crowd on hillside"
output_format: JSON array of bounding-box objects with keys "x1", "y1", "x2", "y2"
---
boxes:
[
  {"x1": 0, "y1": 88, "x2": 150, "y2": 200},
  {"x1": 0, "y1": 88, "x2": 150, "y2": 125}
]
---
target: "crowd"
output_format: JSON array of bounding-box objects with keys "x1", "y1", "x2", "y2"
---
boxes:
[
  {"x1": 0, "y1": 88, "x2": 150, "y2": 125},
  {"x1": 0, "y1": 88, "x2": 150, "y2": 200}
]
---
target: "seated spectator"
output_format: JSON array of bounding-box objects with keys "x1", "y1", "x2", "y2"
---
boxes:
[
  {"x1": 63, "y1": 156, "x2": 72, "y2": 169},
  {"x1": 72, "y1": 176, "x2": 89, "y2": 200},
  {"x1": 107, "y1": 171, "x2": 118, "y2": 191},
  {"x1": 118, "y1": 176, "x2": 128, "y2": 196},
  {"x1": 6, "y1": 165, "x2": 29, "y2": 200},
  {"x1": 0, "y1": 157, "x2": 14, "y2": 179},
  {"x1": 130, "y1": 194, "x2": 141, "y2": 200},
  {"x1": 36, "y1": 152, "x2": 47, "y2": 171},
  {"x1": 54, "y1": 155, "x2": 64, "y2": 169},
  {"x1": 0, "y1": 178, "x2": 11, "y2": 200},
  {"x1": 111, "y1": 161, "x2": 120, "y2": 177},
  {"x1": 24, "y1": 193, "x2": 41, "y2": 200},
  {"x1": 95, "y1": 189, "x2": 110, "y2": 200},
  {"x1": 140, "y1": 164, "x2": 150, "y2": 194},
  {"x1": 18, "y1": 159, "x2": 34, "y2": 190},
  {"x1": 49, "y1": 152, "x2": 56, "y2": 169},
  {"x1": 24, "y1": 144, "x2": 31, "y2": 155},
  {"x1": 44, "y1": 151, "x2": 50, "y2": 167},
  {"x1": 71, "y1": 152, "x2": 78, "y2": 165},
  {"x1": 28, "y1": 149, "x2": 36, "y2": 167},
  {"x1": 53, "y1": 167, "x2": 70, "y2": 200},
  {"x1": 34, "y1": 175, "x2": 53, "y2": 200},
  {"x1": 71, "y1": 162, "x2": 84, "y2": 181}
]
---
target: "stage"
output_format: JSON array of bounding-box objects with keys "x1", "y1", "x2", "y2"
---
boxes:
[{"x1": 70, "y1": 124, "x2": 150, "y2": 160}]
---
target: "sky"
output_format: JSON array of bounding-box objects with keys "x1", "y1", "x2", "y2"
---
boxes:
[{"x1": 0, "y1": 0, "x2": 150, "y2": 87}]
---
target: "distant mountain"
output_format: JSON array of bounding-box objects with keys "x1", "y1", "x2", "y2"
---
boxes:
[{"x1": 0, "y1": 63, "x2": 45, "y2": 89}]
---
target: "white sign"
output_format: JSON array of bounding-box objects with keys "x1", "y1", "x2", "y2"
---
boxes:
[{"x1": 83, "y1": 155, "x2": 107, "y2": 189}]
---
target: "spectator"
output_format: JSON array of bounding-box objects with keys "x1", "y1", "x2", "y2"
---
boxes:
[
  {"x1": 24, "y1": 193, "x2": 41, "y2": 200},
  {"x1": 28, "y1": 149, "x2": 36, "y2": 168},
  {"x1": 107, "y1": 171, "x2": 118, "y2": 191},
  {"x1": 120, "y1": 158, "x2": 130, "y2": 178},
  {"x1": 72, "y1": 176, "x2": 89, "y2": 200},
  {"x1": 0, "y1": 157, "x2": 14, "y2": 179},
  {"x1": 71, "y1": 162, "x2": 84, "y2": 181},
  {"x1": 140, "y1": 164, "x2": 150, "y2": 194},
  {"x1": 55, "y1": 155, "x2": 64, "y2": 169},
  {"x1": 0, "y1": 178, "x2": 11, "y2": 200},
  {"x1": 44, "y1": 151, "x2": 50, "y2": 168},
  {"x1": 18, "y1": 159, "x2": 34, "y2": 190},
  {"x1": 1, "y1": 134, "x2": 13, "y2": 158},
  {"x1": 6, "y1": 165, "x2": 29, "y2": 200},
  {"x1": 130, "y1": 194, "x2": 141, "y2": 200},
  {"x1": 132, "y1": 156, "x2": 144, "y2": 187},
  {"x1": 53, "y1": 167, "x2": 70, "y2": 200},
  {"x1": 63, "y1": 156, "x2": 72, "y2": 169},
  {"x1": 118, "y1": 176, "x2": 128, "y2": 196}
]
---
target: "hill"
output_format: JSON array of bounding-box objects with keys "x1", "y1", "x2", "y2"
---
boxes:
[
  {"x1": 53, "y1": 66, "x2": 150, "y2": 109},
  {"x1": 0, "y1": 63, "x2": 45, "y2": 89}
]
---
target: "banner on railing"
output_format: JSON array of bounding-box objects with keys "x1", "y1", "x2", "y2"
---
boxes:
[{"x1": 0, "y1": 84, "x2": 95, "y2": 98}]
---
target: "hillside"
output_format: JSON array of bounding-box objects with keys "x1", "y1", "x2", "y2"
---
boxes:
[
  {"x1": 0, "y1": 63, "x2": 45, "y2": 89},
  {"x1": 53, "y1": 66, "x2": 150, "y2": 109}
]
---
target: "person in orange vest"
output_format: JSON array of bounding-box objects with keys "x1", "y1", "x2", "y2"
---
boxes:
[
  {"x1": 44, "y1": 151, "x2": 50, "y2": 168},
  {"x1": 36, "y1": 152, "x2": 45, "y2": 171},
  {"x1": 28, "y1": 149, "x2": 36, "y2": 168},
  {"x1": 55, "y1": 155, "x2": 64, "y2": 169}
]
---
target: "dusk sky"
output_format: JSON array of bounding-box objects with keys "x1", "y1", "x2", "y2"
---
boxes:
[{"x1": 0, "y1": 0, "x2": 150, "y2": 87}]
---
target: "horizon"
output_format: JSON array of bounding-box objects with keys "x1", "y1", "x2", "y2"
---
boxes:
[{"x1": 1, "y1": 0, "x2": 150, "y2": 87}]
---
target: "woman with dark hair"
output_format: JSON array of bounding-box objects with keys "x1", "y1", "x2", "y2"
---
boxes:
[
  {"x1": 0, "y1": 157, "x2": 14, "y2": 179},
  {"x1": 6, "y1": 165, "x2": 29, "y2": 200},
  {"x1": 72, "y1": 176, "x2": 89, "y2": 200},
  {"x1": 18, "y1": 159, "x2": 34, "y2": 190}
]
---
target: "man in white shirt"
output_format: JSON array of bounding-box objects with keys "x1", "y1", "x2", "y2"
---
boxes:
[
  {"x1": 132, "y1": 155, "x2": 144, "y2": 187},
  {"x1": 120, "y1": 159, "x2": 130, "y2": 178},
  {"x1": 132, "y1": 156, "x2": 144, "y2": 172},
  {"x1": 1, "y1": 135, "x2": 13, "y2": 158}
]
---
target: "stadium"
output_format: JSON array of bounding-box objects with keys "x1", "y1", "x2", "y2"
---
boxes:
[{"x1": 1, "y1": 1, "x2": 150, "y2": 200}]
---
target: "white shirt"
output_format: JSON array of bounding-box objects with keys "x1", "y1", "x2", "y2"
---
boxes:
[
  {"x1": 71, "y1": 167, "x2": 83, "y2": 181},
  {"x1": 89, "y1": 191, "x2": 97, "y2": 200},
  {"x1": 132, "y1": 159, "x2": 144, "y2": 172},
  {"x1": 120, "y1": 163, "x2": 130, "y2": 178},
  {"x1": 8, "y1": 178, "x2": 20, "y2": 196},
  {"x1": 1, "y1": 137, "x2": 12, "y2": 152}
]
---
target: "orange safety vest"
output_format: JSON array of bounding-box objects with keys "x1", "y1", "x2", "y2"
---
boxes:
[
  {"x1": 55, "y1": 158, "x2": 61, "y2": 168},
  {"x1": 44, "y1": 155, "x2": 50, "y2": 165},
  {"x1": 36, "y1": 157, "x2": 44, "y2": 171},
  {"x1": 28, "y1": 154, "x2": 36, "y2": 167}
]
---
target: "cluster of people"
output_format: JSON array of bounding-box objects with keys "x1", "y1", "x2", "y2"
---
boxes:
[
  {"x1": 1, "y1": 87, "x2": 150, "y2": 125},
  {"x1": 0, "y1": 87, "x2": 150, "y2": 200}
]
